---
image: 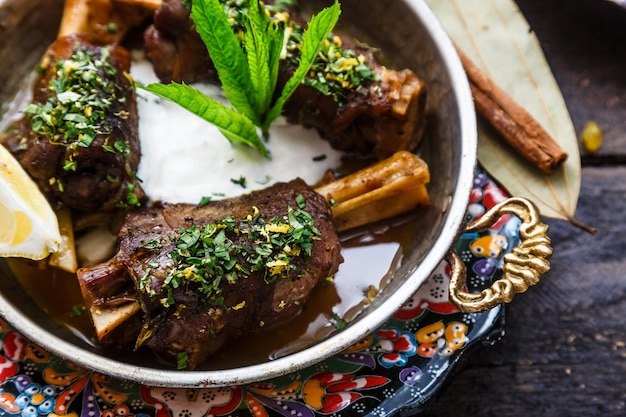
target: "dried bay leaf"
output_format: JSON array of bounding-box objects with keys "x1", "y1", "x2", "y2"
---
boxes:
[{"x1": 425, "y1": 0, "x2": 582, "y2": 223}]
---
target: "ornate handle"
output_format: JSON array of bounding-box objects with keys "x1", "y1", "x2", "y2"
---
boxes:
[{"x1": 448, "y1": 197, "x2": 553, "y2": 313}]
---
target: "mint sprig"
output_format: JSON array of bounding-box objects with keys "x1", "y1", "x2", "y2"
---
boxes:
[{"x1": 139, "y1": 0, "x2": 341, "y2": 159}]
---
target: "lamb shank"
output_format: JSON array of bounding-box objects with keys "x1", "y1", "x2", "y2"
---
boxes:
[
  {"x1": 77, "y1": 179, "x2": 343, "y2": 369},
  {"x1": 1, "y1": 33, "x2": 144, "y2": 213},
  {"x1": 143, "y1": 0, "x2": 428, "y2": 159}
]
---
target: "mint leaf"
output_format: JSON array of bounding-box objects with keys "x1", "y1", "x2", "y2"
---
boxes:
[
  {"x1": 141, "y1": 82, "x2": 269, "y2": 158},
  {"x1": 266, "y1": 22, "x2": 284, "y2": 101},
  {"x1": 191, "y1": 0, "x2": 259, "y2": 125},
  {"x1": 265, "y1": 0, "x2": 341, "y2": 129},
  {"x1": 244, "y1": 0, "x2": 272, "y2": 113},
  {"x1": 243, "y1": 0, "x2": 286, "y2": 132}
]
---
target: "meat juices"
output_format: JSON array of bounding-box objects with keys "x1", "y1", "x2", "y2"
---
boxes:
[
  {"x1": 77, "y1": 179, "x2": 343, "y2": 369},
  {"x1": 1, "y1": 34, "x2": 144, "y2": 213}
]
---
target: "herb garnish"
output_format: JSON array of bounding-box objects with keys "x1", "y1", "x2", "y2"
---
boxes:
[
  {"x1": 177, "y1": 351, "x2": 189, "y2": 370},
  {"x1": 301, "y1": 35, "x2": 377, "y2": 104},
  {"x1": 70, "y1": 305, "x2": 86, "y2": 316},
  {"x1": 23, "y1": 47, "x2": 128, "y2": 170},
  {"x1": 198, "y1": 196, "x2": 213, "y2": 206},
  {"x1": 140, "y1": 201, "x2": 320, "y2": 308},
  {"x1": 230, "y1": 175, "x2": 247, "y2": 188},
  {"x1": 331, "y1": 312, "x2": 347, "y2": 330},
  {"x1": 121, "y1": 183, "x2": 141, "y2": 208},
  {"x1": 139, "y1": 0, "x2": 341, "y2": 158}
]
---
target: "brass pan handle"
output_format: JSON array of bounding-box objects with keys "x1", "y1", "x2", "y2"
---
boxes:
[{"x1": 448, "y1": 197, "x2": 552, "y2": 313}]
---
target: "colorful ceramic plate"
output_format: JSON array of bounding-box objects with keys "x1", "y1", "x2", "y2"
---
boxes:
[{"x1": 0, "y1": 167, "x2": 517, "y2": 417}]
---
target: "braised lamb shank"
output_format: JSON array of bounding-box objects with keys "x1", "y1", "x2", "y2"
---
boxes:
[
  {"x1": 144, "y1": 0, "x2": 427, "y2": 159},
  {"x1": 77, "y1": 179, "x2": 343, "y2": 369},
  {"x1": 1, "y1": 34, "x2": 144, "y2": 213}
]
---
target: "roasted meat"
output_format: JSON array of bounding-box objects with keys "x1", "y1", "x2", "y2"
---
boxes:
[
  {"x1": 1, "y1": 34, "x2": 144, "y2": 213},
  {"x1": 143, "y1": 0, "x2": 217, "y2": 84},
  {"x1": 77, "y1": 179, "x2": 343, "y2": 369},
  {"x1": 143, "y1": 0, "x2": 427, "y2": 159}
]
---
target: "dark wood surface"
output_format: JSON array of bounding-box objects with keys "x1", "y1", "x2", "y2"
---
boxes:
[{"x1": 422, "y1": 0, "x2": 626, "y2": 416}]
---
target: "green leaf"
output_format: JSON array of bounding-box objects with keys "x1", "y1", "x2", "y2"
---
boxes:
[
  {"x1": 426, "y1": 0, "x2": 581, "y2": 223},
  {"x1": 140, "y1": 82, "x2": 269, "y2": 158},
  {"x1": 266, "y1": 23, "x2": 284, "y2": 97},
  {"x1": 265, "y1": 0, "x2": 341, "y2": 129},
  {"x1": 244, "y1": 0, "x2": 272, "y2": 113},
  {"x1": 191, "y1": 0, "x2": 259, "y2": 125}
]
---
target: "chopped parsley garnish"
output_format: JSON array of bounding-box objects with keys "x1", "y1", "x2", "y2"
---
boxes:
[
  {"x1": 116, "y1": 182, "x2": 141, "y2": 208},
  {"x1": 177, "y1": 351, "x2": 189, "y2": 370},
  {"x1": 198, "y1": 196, "x2": 213, "y2": 206},
  {"x1": 139, "y1": 202, "x2": 320, "y2": 309},
  {"x1": 300, "y1": 35, "x2": 378, "y2": 105},
  {"x1": 230, "y1": 175, "x2": 247, "y2": 188},
  {"x1": 331, "y1": 313, "x2": 347, "y2": 330},
  {"x1": 23, "y1": 47, "x2": 130, "y2": 171},
  {"x1": 142, "y1": 239, "x2": 162, "y2": 249},
  {"x1": 295, "y1": 193, "x2": 306, "y2": 209},
  {"x1": 70, "y1": 305, "x2": 86, "y2": 316}
]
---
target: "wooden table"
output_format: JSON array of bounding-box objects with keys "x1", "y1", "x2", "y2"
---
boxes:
[{"x1": 422, "y1": 0, "x2": 626, "y2": 415}]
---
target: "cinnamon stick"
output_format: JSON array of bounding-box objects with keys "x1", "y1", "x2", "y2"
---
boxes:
[{"x1": 455, "y1": 45, "x2": 568, "y2": 174}]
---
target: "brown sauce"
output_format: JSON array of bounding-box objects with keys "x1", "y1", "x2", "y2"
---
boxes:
[
  {"x1": 8, "y1": 214, "x2": 419, "y2": 370},
  {"x1": 7, "y1": 259, "x2": 96, "y2": 346}
]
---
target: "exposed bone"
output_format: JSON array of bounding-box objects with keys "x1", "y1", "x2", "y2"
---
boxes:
[
  {"x1": 316, "y1": 150, "x2": 430, "y2": 232},
  {"x1": 91, "y1": 301, "x2": 141, "y2": 340},
  {"x1": 58, "y1": 0, "x2": 157, "y2": 41},
  {"x1": 75, "y1": 227, "x2": 118, "y2": 267},
  {"x1": 47, "y1": 208, "x2": 77, "y2": 273}
]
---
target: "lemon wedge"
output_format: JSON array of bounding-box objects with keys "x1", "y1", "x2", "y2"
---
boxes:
[{"x1": 0, "y1": 144, "x2": 61, "y2": 260}]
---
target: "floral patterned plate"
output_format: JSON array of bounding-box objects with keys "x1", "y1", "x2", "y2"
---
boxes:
[{"x1": 0, "y1": 167, "x2": 519, "y2": 417}]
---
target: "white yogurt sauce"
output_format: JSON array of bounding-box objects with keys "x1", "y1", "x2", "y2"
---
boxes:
[{"x1": 131, "y1": 57, "x2": 344, "y2": 204}]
